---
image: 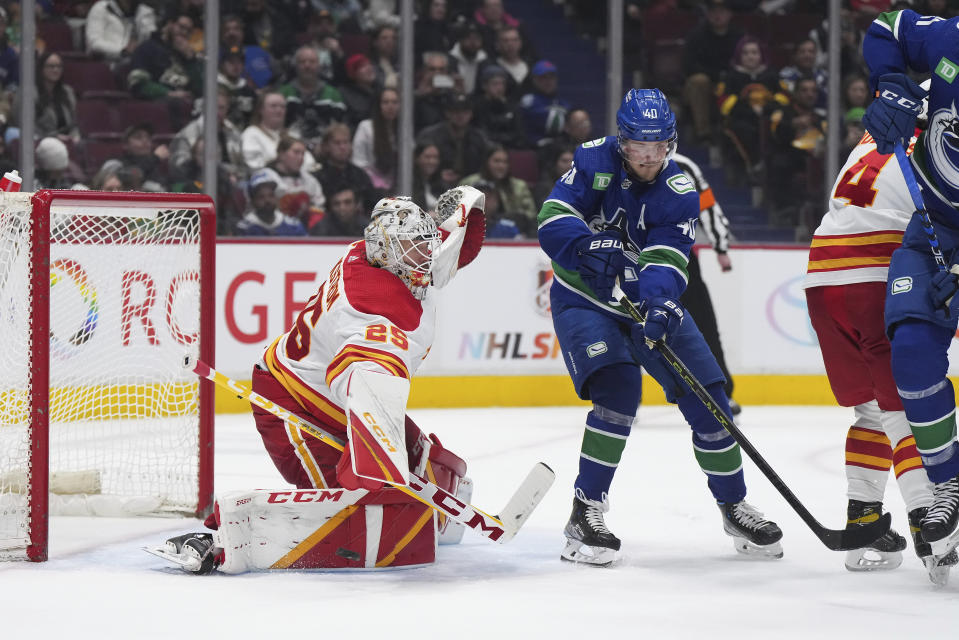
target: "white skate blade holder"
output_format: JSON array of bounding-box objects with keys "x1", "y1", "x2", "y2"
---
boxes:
[
  {"x1": 925, "y1": 551, "x2": 957, "y2": 587},
  {"x1": 844, "y1": 547, "x2": 903, "y2": 572},
  {"x1": 142, "y1": 545, "x2": 204, "y2": 572},
  {"x1": 730, "y1": 535, "x2": 784, "y2": 559},
  {"x1": 561, "y1": 539, "x2": 617, "y2": 567},
  {"x1": 929, "y1": 525, "x2": 959, "y2": 558}
]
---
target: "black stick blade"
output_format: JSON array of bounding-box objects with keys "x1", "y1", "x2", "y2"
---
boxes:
[{"x1": 819, "y1": 512, "x2": 892, "y2": 551}]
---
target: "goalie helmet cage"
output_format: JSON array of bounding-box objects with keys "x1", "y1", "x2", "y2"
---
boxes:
[{"x1": 0, "y1": 190, "x2": 215, "y2": 562}]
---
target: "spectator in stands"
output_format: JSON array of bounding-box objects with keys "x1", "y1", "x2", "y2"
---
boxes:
[
  {"x1": 352, "y1": 87, "x2": 399, "y2": 190},
  {"x1": 89, "y1": 162, "x2": 125, "y2": 191},
  {"x1": 683, "y1": 0, "x2": 743, "y2": 146},
  {"x1": 472, "y1": 65, "x2": 527, "y2": 149},
  {"x1": 279, "y1": 45, "x2": 348, "y2": 155},
  {"x1": 309, "y1": 185, "x2": 369, "y2": 237},
  {"x1": 841, "y1": 72, "x2": 870, "y2": 120},
  {"x1": 533, "y1": 144, "x2": 574, "y2": 207},
  {"x1": 472, "y1": 179, "x2": 516, "y2": 238},
  {"x1": 34, "y1": 52, "x2": 79, "y2": 143},
  {"x1": 411, "y1": 141, "x2": 450, "y2": 212},
  {"x1": 717, "y1": 35, "x2": 784, "y2": 184},
  {"x1": 460, "y1": 144, "x2": 537, "y2": 236},
  {"x1": 537, "y1": 106, "x2": 592, "y2": 166},
  {"x1": 236, "y1": 169, "x2": 307, "y2": 237},
  {"x1": 170, "y1": 138, "x2": 247, "y2": 235},
  {"x1": 221, "y1": 13, "x2": 276, "y2": 89},
  {"x1": 259, "y1": 135, "x2": 325, "y2": 230},
  {"x1": 810, "y1": 11, "x2": 868, "y2": 79},
  {"x1": 779, "y1": 38, "x2": 828, "y2": 114},
  {"x1": 339, "y1": 54, "x2": 377, "y2": 128},
  {"x1": 313, "y1": 122, "x2": 378, "y2": 212},
  {"x1": 35, "y1": 137, "x2": 81, "y2": 189},
  {"x1": 479, "y1": 26, "x2": 529, "y2": 99},
  {"x1": 369, "y1": 25, "x2": 399, "y2": 89},
  {"x1": 473, "y1": 0, "x2": 523, "y2": 56},
  {"x1": 127, "y1": 10, "x2": 203, "y2": 132},
  {"x1": 414, "y1": 50, "x2": 463, "y2": 129},
  {"x1": 416, "y1": 91, "x2": 490, "y2": 186},
  {"x1": 0, "y1": 7, "x2": 18, "y2": 92},
  {"x1": 311, "y1": 0, "x2": 365, "y2": 32},
  {"x1": 236, "y1": 0, "x2": 296, "y2": 59},
  {"x1": 242, "y1": 91, "x2": 316, "y2": 172},
  {"x1": 415, "y1": 0, "x2": 454, "y2": 58},
  {"x1": 765, "y1": 76, "x2": 826, "y2": 228},
  {"x1": 218, "y1": 46, "x2": 257, "y2": 130},
  {"x1": 519, "y1": 60, "x2": 570, "y2": 148},
  {"x1": 85, "y1": 0, "x2": 137, "y2": 63},
  {"x1": 449, "y1": 21, "x2": 487, "y2": 95},
  {"x1": 302, "y1": 10, "x2": 342, "y2": 85},
  {"x1": 169, "y1": 87, "x2": 245, "y2": 184},
  {"x1": 840, "y1": 107, "x2": 867, "y2": 165},
  {"x1": 0, "y1": 134, "x2": 16, "y2": 176},
  {"x1": 108, "y1": 122, "x2": 169, "y2": 192}
]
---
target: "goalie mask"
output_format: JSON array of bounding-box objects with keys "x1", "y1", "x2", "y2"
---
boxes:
[
  {"x1": 365, "y1": 197, "x2": 440, "y2": 299},
  {"x1": 616, "y1": 88, "x2": 677, "y2": 168}
]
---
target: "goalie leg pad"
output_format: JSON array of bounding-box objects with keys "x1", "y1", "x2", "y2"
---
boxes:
[
  {"x1": 251, "y1": 365, "x2": 344, "y2": 489},
  {"x1": 212, "y1": 488, "x2": 437, "y2": 574}
]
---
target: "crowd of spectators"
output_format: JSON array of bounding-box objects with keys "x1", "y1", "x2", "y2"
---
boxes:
[{"x1": 5, "y1": 0, "x2": 959, "y2": 240}]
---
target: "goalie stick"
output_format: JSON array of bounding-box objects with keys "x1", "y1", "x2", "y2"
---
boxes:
[
  {"x1": 612, "y1": 286, "x2": 891, "y2": 552},
  {"x1": 191, "y1": 358, "x2": 554, "y2": 544}
]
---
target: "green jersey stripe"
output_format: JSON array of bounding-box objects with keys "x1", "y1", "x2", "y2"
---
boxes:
[
  {"x1": 909, "y1": 413, "x2": 957, "y2": 454},
  {"x1": 694, "y1": 443, "x2": 744, "y2": 474},
  {"x1": 582, "y1": 428, "x2": 628, "y2": 466}
]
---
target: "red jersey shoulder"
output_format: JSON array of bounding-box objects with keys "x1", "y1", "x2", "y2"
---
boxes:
[{"x1": 341, "y1": 241, "x2": 423, "y2": 331}]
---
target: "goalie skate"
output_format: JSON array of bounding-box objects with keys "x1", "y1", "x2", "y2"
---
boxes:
[
  {"x1": 719, "y1": 501, "x2": 783, "y2": 559},
  {"x1": 561, "y1": 492, "x2": 620, "y2": 567},
  {"x1": 843, "y1": 501, "x2": 906, "y2": 572},
  {"x1": 143, "y1": 532, "x2": 220, "y2": 575}
]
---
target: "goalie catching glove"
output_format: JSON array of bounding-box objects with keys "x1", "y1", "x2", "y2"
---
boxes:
[{"x1": 431, "y1": 185, "x2": 486, "y2": 288}]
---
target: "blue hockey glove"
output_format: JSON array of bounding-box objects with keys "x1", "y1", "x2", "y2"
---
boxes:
[
  {"x1": 862, "y1": 73, "x2": 927, "y2": 155},
  {"x1": 575, "y1": 231, "x2": 625, "y2": 301},
  {"x1": 929, "y1": 265, "x2": 959, "y2": 313},
  {"x1": 640, "y1": 296, "x2": 684, "y2": 346}
]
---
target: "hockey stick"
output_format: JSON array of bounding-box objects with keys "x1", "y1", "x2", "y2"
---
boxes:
[
  {"x1": 192, "y1": 359, "x2": 554, "y2": 544},
  {"x1": 612, "y1": 287, "x2": 891, "y2": 551},
  {"x1": 893, "y1": 144, "x2": 948, "y2": 272}
]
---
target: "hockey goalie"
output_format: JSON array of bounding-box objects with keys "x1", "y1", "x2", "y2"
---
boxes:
[{"x1": 150, "y1": 188, "x2": 486, "y2": 574}]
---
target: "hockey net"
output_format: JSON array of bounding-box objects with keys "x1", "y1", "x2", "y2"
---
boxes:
[{"x1": 0, "y1": 190, "x2": 215, "y2": 561}]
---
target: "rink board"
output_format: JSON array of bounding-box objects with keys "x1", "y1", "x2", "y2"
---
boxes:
[{"x1": 210, "y1": 239, "x2": 942, "y2": 410}]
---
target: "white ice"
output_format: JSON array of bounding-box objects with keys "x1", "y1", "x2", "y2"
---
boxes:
[{"x1": 3, "y1": 405, "x2": 958, "y2": 638}]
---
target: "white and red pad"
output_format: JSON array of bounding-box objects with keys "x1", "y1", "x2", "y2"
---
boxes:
[
  {"x1": 432, "y1": 186, "x2": 486, "y2": 288},
  {"x1": 209, "y1": 488, "x2": 437, "y2": 573},
  {"x1": 346, "y1": 369, "x2": 410, "y2": 486}
]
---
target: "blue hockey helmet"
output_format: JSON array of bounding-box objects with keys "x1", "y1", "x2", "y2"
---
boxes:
[{"x1": 616, "y1": 88, "x2": 677, "y2": 160}]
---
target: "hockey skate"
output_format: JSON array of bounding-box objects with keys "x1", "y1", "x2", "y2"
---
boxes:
[
  {"x1": 718, "y1": 501, "x2": 783, "y2": 558},
  {"x1": 843, "y1": 501, "x2": 906, "y2": 571},
  {"x1": 143, "y1": 532, "x2": 220, "y2": 574},
  {"x1": 561, "y1": 491, "x2": 620, "y2": 567},
  {"x1": 921, "y1": 475, "x2": 959, "y2": 557},
  {"x1": 910, "y1": 507, "x2": 959, "y2": 587}
]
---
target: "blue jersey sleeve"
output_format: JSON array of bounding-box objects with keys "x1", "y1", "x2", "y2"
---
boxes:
[
  {"x1": 537, "y1": 137, "x2": 618, "y2": 269},
  {"x1": 863, "y1": 10, "x2": 946, "y2": 88}
]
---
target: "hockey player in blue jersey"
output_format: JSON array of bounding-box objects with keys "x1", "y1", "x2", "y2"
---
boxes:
[
  {"x1": 860, "y1": 9, "x2": 959, "y2": 562},
  {"x1": 537, "y1": 88, "x2": 783, "y2": 566}
]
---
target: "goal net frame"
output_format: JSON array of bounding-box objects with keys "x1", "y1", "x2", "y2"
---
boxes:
[{"x1": 2, "y1": 189, "x2": 215, "y2": 562}]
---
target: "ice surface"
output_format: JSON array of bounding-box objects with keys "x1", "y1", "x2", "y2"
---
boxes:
[{"x1": 3, "y1": 405, "x2": 957, "y2": 638}]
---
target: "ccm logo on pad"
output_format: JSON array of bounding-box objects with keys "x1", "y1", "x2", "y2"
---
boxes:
[{"x1": 880, "y1": 89, "x2": 921, "y2": 112}]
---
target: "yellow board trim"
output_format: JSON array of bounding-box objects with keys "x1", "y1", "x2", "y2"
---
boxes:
[
  {"x1": 216, "y1": 374, "x2": 848, "y2": 412},
  {"x1": 270, "y1": 504, "x2": 359, "y2": 569}
]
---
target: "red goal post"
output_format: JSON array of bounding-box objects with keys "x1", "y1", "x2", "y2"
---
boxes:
[{"x1": 0, "y1": 190, "x2": 215, "y2": 562}]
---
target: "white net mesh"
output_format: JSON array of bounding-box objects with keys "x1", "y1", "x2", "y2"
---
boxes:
[{"x1": 0, "y1": 193, "x2": 209, "y2": 560}]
